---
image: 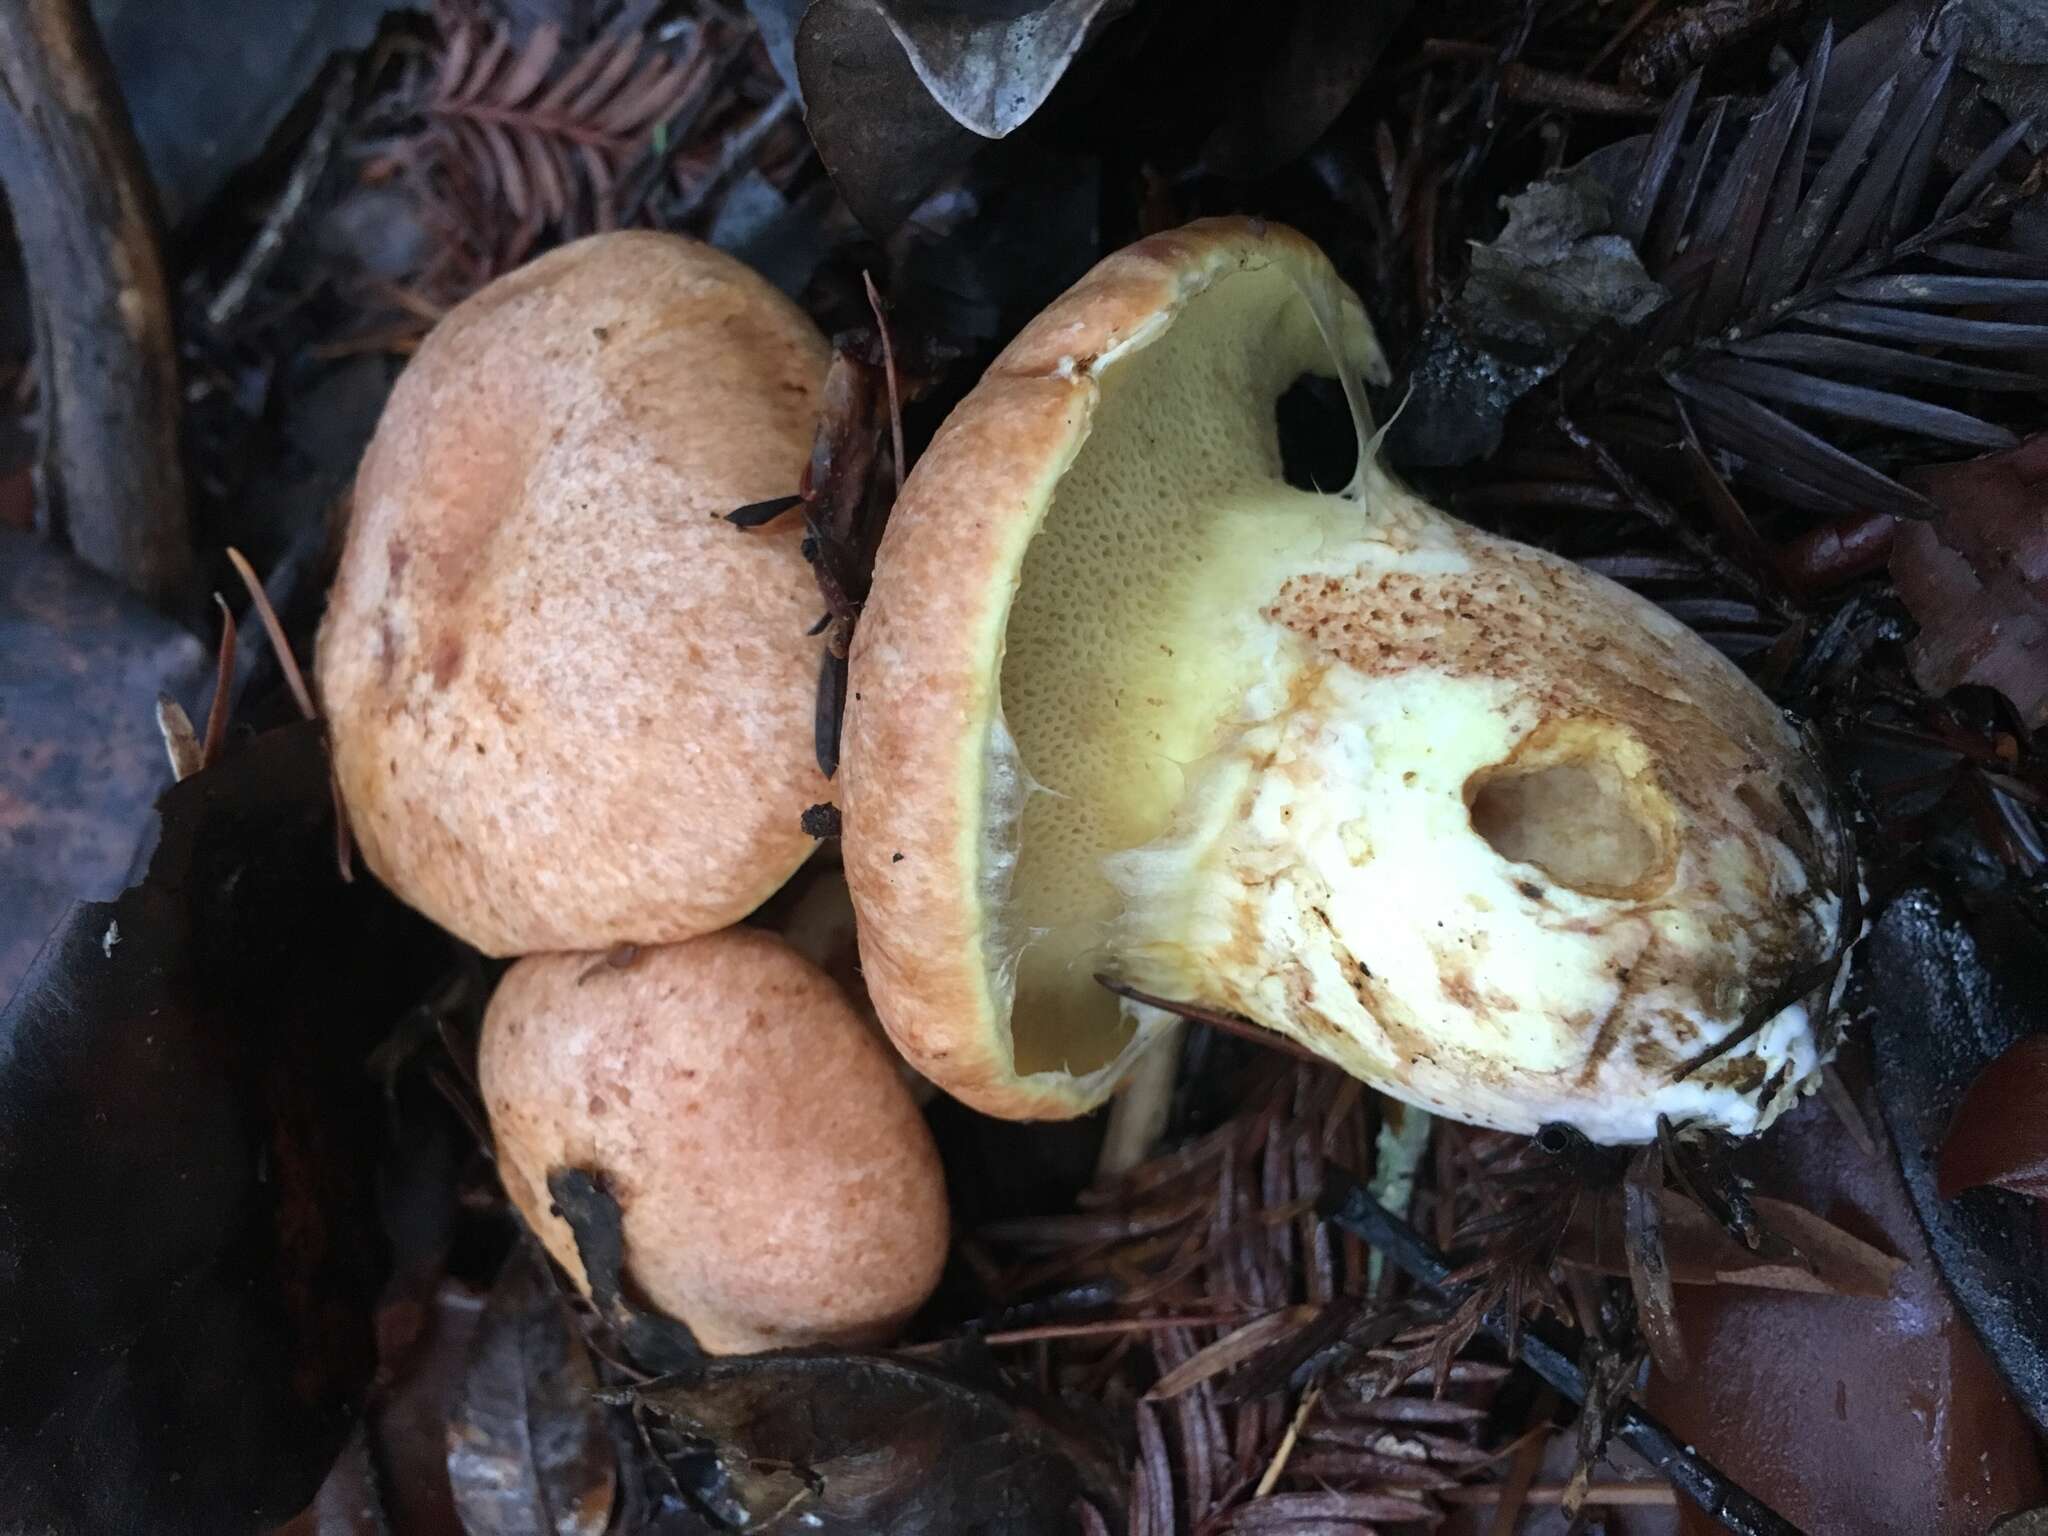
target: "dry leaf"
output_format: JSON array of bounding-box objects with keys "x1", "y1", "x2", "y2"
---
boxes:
[
  {"x1": 634, "y1": 1349, "x2": 1124, "y2": 1533},
  {"x1": 0, "y1": 529, "x2": 209, "y2": 998},
  {"x1": 1391, "y1": 160, "x2": 1666, "y2": 467},
  {"x1": 1939, "y1": 1034, "x2": 2048, "y2": 1200},
  {"x1": 795, "y1": 0, "x2": 980, "y2": 232},
  {"x1": 446, "y1": 1254, "x2": 615, "y2": 1536},
  {"x1": 0, "y1": 721, "x2": 444, "y2": 1535},
  {"x1": 874, "y1": 0, "x2": 1131, "y2": 139},
  {"x1": 1896, "y1": 434, "x2": 2048, "y2": 726}
]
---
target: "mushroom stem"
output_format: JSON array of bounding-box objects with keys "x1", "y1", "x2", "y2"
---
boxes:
[{"x1": 1094, "y1": 1021, "x2": 1183, "y2": 1180}]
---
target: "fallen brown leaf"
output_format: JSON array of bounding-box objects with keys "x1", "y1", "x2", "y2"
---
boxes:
[
  {"x1": 1938, "y1": 1034, "x2": 2048, "y2": 1201},
  {"x1": 1896, "y1": 435, "x2": 2048, "y2": 726},
  {"x1": 446, "y1": 1254, "x2": 614, "y2": 1536}
]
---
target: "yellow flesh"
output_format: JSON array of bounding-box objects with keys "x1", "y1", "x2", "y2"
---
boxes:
[{"x1": 997, "y1": 262, "x2": 1354, "y2": 1076}]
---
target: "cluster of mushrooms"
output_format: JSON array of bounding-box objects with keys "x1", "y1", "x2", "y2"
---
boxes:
[{"x1": 317, "y1": 220, "x2": 1849, "y2": 1352}]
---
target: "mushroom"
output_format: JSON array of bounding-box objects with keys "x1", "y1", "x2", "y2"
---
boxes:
[
  {"x1": 842, "y1": 218, "x2": 1847, "y2": 1143},
  {"x1": 480, "y1": 929, "x2": 949, "y2": 1353},
  {"x1": 317, "y1": 231, "x2": 830, "y2": 956}
]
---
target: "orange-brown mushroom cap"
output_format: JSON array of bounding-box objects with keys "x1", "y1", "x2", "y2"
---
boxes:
[
  {"x1": 480, "y1": 929, "x2": 950, "y2": 1354},
  {"x1": 316, "y1": 231, "x2": 830, "y2": 956}
]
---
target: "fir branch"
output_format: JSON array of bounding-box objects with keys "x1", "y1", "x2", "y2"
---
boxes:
[{"x1": 1521, "y1": 21, "x2": 2048, "y2": 551}]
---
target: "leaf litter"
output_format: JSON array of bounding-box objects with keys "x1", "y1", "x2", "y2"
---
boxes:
[
  {"x1": 0, "y1": 722, "x2": 447, "y2": 1536},
  {"x1": 447, "y1": 1251, "x2": 616, "y2": 1536},
  {"x1": 9, "y1": 0, "x2": 2048, "y2": 1531}
]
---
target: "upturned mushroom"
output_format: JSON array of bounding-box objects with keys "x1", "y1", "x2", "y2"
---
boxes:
[
  {"x1": 842, "y1": 219, "x2": 1849, "y2": 1143},
  {"x1": 481, "y1": 929, "x2": 949, "y2": 1353},
  {"x1": 317, "y1": 231, "x2": 830, "y2": 956}
]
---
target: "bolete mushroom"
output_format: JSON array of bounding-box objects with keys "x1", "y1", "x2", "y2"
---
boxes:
[
  {"x1": 842, "y1": 219, "x2": 1848, "y2": 1142},
  {"x1": 480, "y1": 929, "x2": 949, "y2": 1353},
  {"x1": 317, "y1": 231, "x2": 830, "y2": 956}
]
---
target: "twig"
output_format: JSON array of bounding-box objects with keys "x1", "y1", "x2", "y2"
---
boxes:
[
  {"x1": 207, "y1": 59, "x2": 358, "y2": 331},
  {"x1": 1096, "y1": 975, "x2": 1323, "y2": 1064},
  {"x1": 201, "y1": 594, "x2": 237, "y2": 768},
  {"x1": 1319, "y1": 1168, "x2": 1805, "y2": 1536},
  {"x1": 225, "y1": 546, "x2": 354, "y2": 880},
  {"x1": 970, "y1": 1315, "x2": 1254, "y2": 1349},
  {"x1": 1446, "y1": 1482, "x2": 1680, "y2": 1506},
  {"x1": 1421, "y1": 41, "x2": 1662, "y2": 113},
  {"x1": 0, "y1": 0, "x2": 191, "y2": 603},
  {"x1": 1587, "y1": 0, "x2": 1667, "y2": 75},
  {"x1": 1557, "y1": 408, "x2": 1789, "y2": 619},
  {"x1": 1253, "y1": 1385, "x2": 1321, "y2": 1498},
  {"x1": 224, "y1": 548, "x2": 316, "y2": 720},
  {"x1": 667, "y1": 86, "x2": 797, "y2": 226},
  {"x1": 864, "y1": 271, "x2": 908, "y2": 501},
  {"x1": 1501, "y1": 63, "x2": 1661, "y2": 116}
]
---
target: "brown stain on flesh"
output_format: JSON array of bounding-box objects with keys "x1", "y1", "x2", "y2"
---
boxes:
[
  {"x1": 1258, "y1": 521, "x2": 1843, "y2": 1112},
  {"x1": 429, "y1": 633, "x2": 465, "y2": 689},
  {"x1": 1437, "y1": 963, "x2": 1483, "y2": 1014}
]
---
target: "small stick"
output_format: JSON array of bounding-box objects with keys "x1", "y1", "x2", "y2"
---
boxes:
[
  {"x1": 201, "y1": 594, "x2": 237, "y2": 768},
  {"x1": 223, "y1": 547, "x2": 315, "y2": 720},
  {"x1": 1096, "y1": 975, "x2": 1323, "y2": 1064},
  {"x1": 1586, "y1": 0, "x2": 1669, "y2": 75},
  {"x1": 1447, "y1": 1483, "x2": 1680, "y2": 1506},
  {"x1": 1500, "y1": 63, "x2": 1661, "y2": 117},
  {"x1": 864, "y1": 271, "x2": 908, "y2": 500},
  {"x1": 944, "y1": 1314, "x2": 1254, "y2": 1350},
  {"x1": 206, "y1": 59, "x2": 357, "y2": 331},
  {"x1": 1488, "y1": 1387, "x2": 1558, "y2": 1536},
  {"x1": 1319, "y1": 1168, "x2": 1804, "y2": 1536},
  {"x1": 1253, "y1": 1384, "x2": 1322, "y2": 1498},
  {"x1": 664, "y1": 83, "x2": 796, "y2": 226},
  {"x1": 224, "y1": 545, "x2": 355, "y2": 878},
  {"x1": 1557, "y1": 410, "x2": 1787, "y2": 619}
]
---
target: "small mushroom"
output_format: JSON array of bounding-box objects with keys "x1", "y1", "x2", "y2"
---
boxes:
[
  {"x1": 317, "y1": 232, "x2": 830, "y2": 956},
  {"x1": 843, "y1": 219, "x2": 1847, "y2": 1142},
  {"x1": 480, "y1": 929, "x2": 949, "y2": 1353}
]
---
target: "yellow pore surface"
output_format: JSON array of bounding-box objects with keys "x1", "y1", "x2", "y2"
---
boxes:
[{"x1": 996, "y1": 259, "x2": 1360, "y2": 1076}]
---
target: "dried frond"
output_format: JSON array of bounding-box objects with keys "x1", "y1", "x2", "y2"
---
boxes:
[
  {"x1": 353, "y1": 1, "x2": 791, "y2": 315},
  {"x1": 1597, "y1": 24, "x2": 2048, "y2": 522},
  {"x1": 975, "y1": 1064, "x2": 1513, "y2": 1530},
  {"x1": 416, "y1": 9, "x2": 707, "y2": 278},
  {"x1": 1352, "y1": 1126, "x2": 1610, "y2": 1397}
]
